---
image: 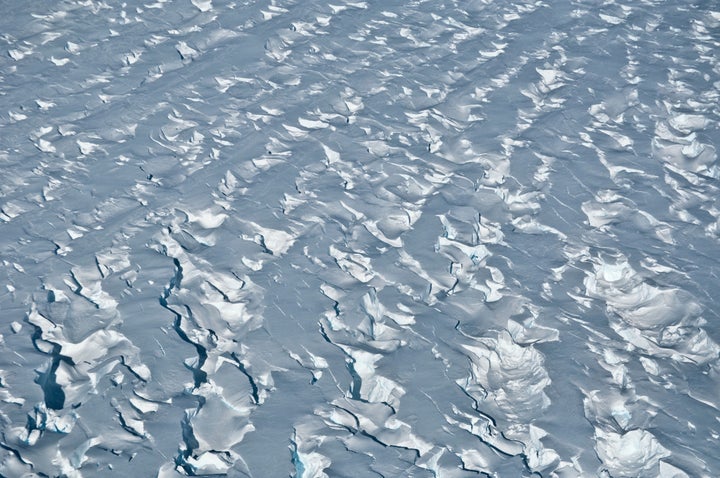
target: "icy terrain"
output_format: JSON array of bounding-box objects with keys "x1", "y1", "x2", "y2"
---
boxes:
[{"x1": 1, "y1": 0, "x2": 720, "y2": 476}]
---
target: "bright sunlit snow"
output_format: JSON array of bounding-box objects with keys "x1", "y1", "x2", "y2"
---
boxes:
[{"x1": 1, "y1": 0, "x2": 719, "y2": 477}]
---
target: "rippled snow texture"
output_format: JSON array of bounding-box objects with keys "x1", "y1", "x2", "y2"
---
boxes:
[{"x1": 1, "y1": 0, "x2": 720, "y2": 476}]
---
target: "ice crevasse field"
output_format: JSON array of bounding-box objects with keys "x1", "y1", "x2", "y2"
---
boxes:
[{"x1": 1, "y1": 0, "x2": 719, "y2": 476}]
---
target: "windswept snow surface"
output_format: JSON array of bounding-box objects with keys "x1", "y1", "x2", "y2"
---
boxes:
[{"x1": 1, "y1": 0, "x2": 720, "y2": 476}]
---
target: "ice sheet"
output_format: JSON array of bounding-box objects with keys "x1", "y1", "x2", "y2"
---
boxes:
[{"x1": 1, "y1": 0, "x2": 719, "y2": 476}]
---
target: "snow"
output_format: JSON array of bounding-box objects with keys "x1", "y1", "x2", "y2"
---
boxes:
[{"x1": 1, "y1": 0, "x2": 720, "y2": 476}]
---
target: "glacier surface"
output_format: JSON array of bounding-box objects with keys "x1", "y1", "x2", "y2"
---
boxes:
[{"x1": 1, "y1": 0, "x2": 720, "y2": 476}]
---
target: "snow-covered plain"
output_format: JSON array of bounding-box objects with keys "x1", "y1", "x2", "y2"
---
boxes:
[{"x1": 1, "y1": 0, "x2": 719, "y2": 476}]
